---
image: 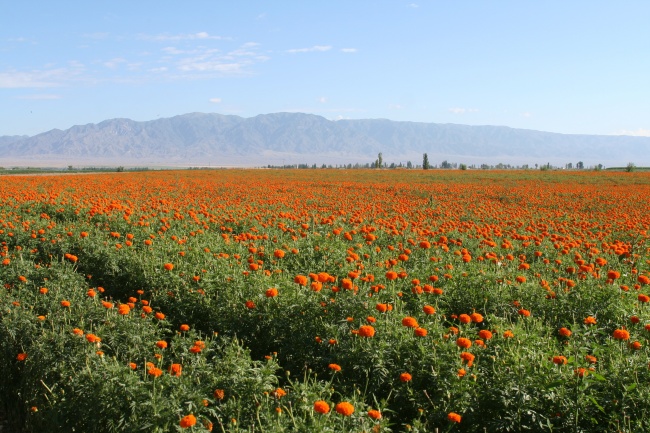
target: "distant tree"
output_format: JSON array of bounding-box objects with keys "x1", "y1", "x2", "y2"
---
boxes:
[
  {"x1": 626, "y1": 162, "x2": 636, "y2": 172},
  {"x1": 116, "y1": 166, "x2": 124, "y2": 172},
  {"x1": 389, "y1": 162, "x2": 396, "y2": 169},
  {"x1": 422, "y1": 153, "x2": 430, "y2": 170},
  {"x1": 459, "y1": 163, "x2": 467, "y2": 170},
  {"x1": 441, "y1": 160, "x2": 451, "y2": 169},
  {"x1": 377, "y1": 152, "x2": 383, "y2": 169},
  {"x1": 407, "y1": 161, "x2": 413, "y2": 169},
  {"x1": 576, "y1": 161, "x2": 584, "y2": 169},
  {"x1": 67, "y1": 165, "x2": 73, "y2": 171}
]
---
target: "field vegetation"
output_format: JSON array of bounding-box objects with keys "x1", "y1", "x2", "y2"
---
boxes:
[{"x1": 1, "y1": 169, "x2": 649, "y2": 432}]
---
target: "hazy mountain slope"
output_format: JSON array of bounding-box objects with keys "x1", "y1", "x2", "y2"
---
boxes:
[{"x1": 2, "y1": 112, "x2": 649, "y2": 166}]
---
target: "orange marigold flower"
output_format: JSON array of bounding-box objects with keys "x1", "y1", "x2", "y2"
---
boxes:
[
  {"x1": 584, "y1": 316, "x2": 597, "y2": 325},
  {"x1": 607, "y1": 270, "x2": 621, "y2": 280},
  {"x1": 368, "y1": 409, "x2": 382, "y2": 420},
  {"x1": 630, "y1": 341, "x2": 642, "y2": 350},
  {"x1": 273, "y1": 388, "x2": 287, "y2": 398},
  {"x1": 575, "y1": 367, "x2": 588, "y2": 377},
  {"x1": 613, "y1": 329, "x2": 630, "y2": 341},
  {"x1": 470, "y1": 312, "x2": 484, "y2": 323},
  {"x1": 399, "y1": 372, "x2": 412, "y2": 382},
  {"x1": 294, "y1": 274, "x2": 308, "y2": 286},
  {"x1": 273, "y1": 249, "x2": 285, "y2": 259},
  {"x1": 86, "y1": 333, "x2": 101, "y2": 343},
  {"x1": 558, "y1": 327, "x2": 572, "y2": 337},
  {"x1": 358, "y1": 325, "x2": 376, "y2": 337},
  {"x1": 16, "y1": 353, "x2": 27, "y2": 361},
  {"x1": 456, "y1": 337, "x2": 472, "y2": 349},
  {"x1": 214, "y1": 389, "x2": 225, "y2": 400},
  {"x1": 168, "y1": 363, "x2": 182, "y2": 376},
  {"x1": 518, "y1": 309, "x2": 531, "y2": 317},
  {"x1": 401, "y1": 316, "x2": 419, "y2": 328},
  {"x1": 423, "y1": 305, "x2": 436, "y2": 315},
  {"x1": 265, "y1": 288, "x2": 278, "y2": 298},
  {"x1": 458, "y1": 314, "x2": 471, "y2": 324},
  {"x1": 639, "y1": 294, "x2": 650, "y2": 303},
  {"x1": 385, "y1": 270, "x2": 398, "y2": 281},
  {"x1": 156, "y1": 340, "x2": 168, "y2": 349},
  {"x1": 448, "y1": 412, "x2": 462, "y2": 423},
  {"x1": 148, "y1": 367, "x2": 163, "y2": 377},
  {"x1": 163, "y1": 263, "x2": 174, "y2": 271},
  {"x1": 328, "y1": 363, "x2": 341, "y2": 371},
  {"x1": 314, "y1": 400, "x2": 330, "y2": 414},
  {"x1": 179, "y1": 414, "x2": 196, "y2": 428},
  {"x1": 414, "y1": 327, "x2": 428, "y2": 337},
  {"x1": 552, "y1": 355, "x2": 567, "y2": 365},
  {"x1": 376, "y1": 303, "x2": 388, "y2": 313},
  {"x1": 460, "y1": 351, "x2": 475, "y2": 367},
  {"x1": 117, "y1": 304, "x2": 130, "y2": 315},
  {"x1": 585, "y1": 354, "x2": 597, "y2": 364},
  {"x1": 245, "y1": 300, "x2": 256, "y2": 309},
  {"x1": 180, "y1": 324, "x2": 190, "y2": 331},
  {"x1": 478, "y1": 329, "x2": 493, "y2": 340},
  {"x1": 39, "y1": 287, "x2": 48, "y2": 294},
  {"x1": 60, "y1": 300, "x2": 71, "y2": 308}
]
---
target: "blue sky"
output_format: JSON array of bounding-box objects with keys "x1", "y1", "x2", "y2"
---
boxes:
[{"x1": 2, "y1": 1, "x2": 649, "y2": 137}]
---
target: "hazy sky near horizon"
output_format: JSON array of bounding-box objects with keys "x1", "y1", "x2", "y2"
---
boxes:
[{"x1": 2, "y1": 1, "x2": 649, "y2": 137}]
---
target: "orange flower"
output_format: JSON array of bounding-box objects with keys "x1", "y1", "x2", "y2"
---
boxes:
[
  {"x1": 163, "y1": 263, "x2": 174, "y2": 271},
  {"x1": 358, "y1": 325, "x2": 376, "y2": 337},
  {"x1": 458, "y1": 314, "x2": 471, "y2": 324},
  {"x1": 638, "y1": 294, "x2": 650, "y2": 303},
  {"x1": 401, "y1": 317, "x2": 419, "y2": 328},
  {"x1": 368, "y1": 409, "x2": 382, "y2": 420},
  {"x1": 423, "y1": 305, "x2": 435, "y2": 315},
  {"x1": 613, "y1": 329, "x2": 630, "y2": 341},
  {"x1": 86, "y1": 334, "x2": 101, "y2": 343},
  {"x1": 273, "y1": 249, "x2": 285, "y2": 258},
  {"x1": 518, "y1": 309, "x2": 531, "y2": 317},
  {"x1": 328, "y1": 363, "x2": 341, "y2": 371},
  {"x1": 102, "y1": 301, "x2": 114, "y2": 309},
  {"x1": 60, "y1": 300, "x2": 71, "y2": 308},
  {"x1": 414, "y1": 327, "x2": 428, "y2": 337},
  {"x1": 558, "y1": 327, "x2": 572, "y2": 337},
  {"x1": 156, "y1": 340, "x2": 168, "y2": 349},
  {"x1": 180, "y1": 324, "x2": 190, "y2": 331},
  {"x1": 314, "y1": 400, "x2": 330, "y2": 414},
  {"x1": 294, "y1": 275, "x2": 308, "y2": 286},
  {"x1": 273, "y1": 388, "x2": 287, "y2": 398},
  {"x1": 245, "y1": 300, "x2": 256, "y2": 309},
  {"x1": 265, "y1": 288, "x2": 278, "y2": 298},
  {"x1": 16, "y1": 353, "x2": 27, "y2": 361},
  {"x1": 470, "y1": 312, "x2": 484, "y2": 323},
  {"x1": 168, "y1": 363, "x2": 182, "y2": 376},
  {"x1": 448, "y1": 412, "x2": 462, "y2": 423},
  {"x1": 214, "y1": 389, "x2": 225, "y2": 400},
  {"x1": 385, "y1": 270, "x2": 398, "y2": 281},
  {"x1": 335, "y1": 402, "x2": 355, "y2": 416},
  {"x1": 148, "y1": 367, "x2": 163, "y2": 377},
  {"x1": 552, "y1": 355, "x2": 568, "y2": 365},
  {"x1": 179, "y1": 414, "x2": 196, "y2": 428},
  {"x1": 399, "y1": 372, "x2": 412, "y2": 382},
  {"x1": 630, "y1": 341, "x2": 642, "y2": 350},
  {"x1": 376, "y1": 303, "x2": 389, "y2": 313},
  {"x1": 478, "y1": 329, "x2": 493, "y2": 340},
  {"x1": 583, "y1": 316, "x2": 597, "y2": 325},
  {"x1": 117, "y1": 304, "x2": 130, "y2": 315},
  {"x1": 460, "y1": 351, "x2": 475, "y2": 367},
  {"x1": 456, "y1": 337, "x2": 472, "y2": 349}
]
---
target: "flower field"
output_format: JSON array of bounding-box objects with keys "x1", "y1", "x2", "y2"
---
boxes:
[{"x1": 1, "y1": 168, "x2": 650, "y2": 432}]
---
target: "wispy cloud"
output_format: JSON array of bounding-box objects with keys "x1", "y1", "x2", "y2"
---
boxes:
[
  {"x1": 318, "y1": 97, "x2": 327, "y2": 103},
  {"x1": 340, "y1": 48, "x2": 357, "y2": 53},
  {"x1": 103, "y1": 57, "x2": 127, "y2": 69},
  {"x1": 521, "y1": 112, "x2": 532, "y2": 118},
  {"x1": 209, "y1": 98, "x2": 222, "y2": 103},
  {"x1": 615, "y1": 128, "x2": 650, "y2": 137},
  {"x1": 140, "y1": 31, "x2": 228, "y2": 42},
  {"x1": 449, "y1": 107, "x2": 479, "y2": 114},
  {"x1": 409, "y1": 3, "x2": 419, "y2": 8},
  {"x1": 286, "y1": 45, "x2": 332, "y2": 53},
  {"x1": 15, "y1": 94, "x2": 62, "y2": 100},
  {"x1": 0, "y1": 62, "x2": 84, "y2": 88},
  {"x1": 170, "y1": 43, "x2": 268, "y2": 76}
]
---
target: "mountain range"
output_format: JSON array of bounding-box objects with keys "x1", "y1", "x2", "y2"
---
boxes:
[{"x1": 1, "y1": 112, "x2": 649, "y2": 167}]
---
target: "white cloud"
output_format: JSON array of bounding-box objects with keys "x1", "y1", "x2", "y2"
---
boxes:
[
  {"x1": 16, "y1": 94, "x2": 62, "y2": 100},
  {"x1": 170, "y1": 43, "x2": 268, "y2": 76},
  {"x1": 449, "y1": 107, "x2": 478, "y2": 114},
  {"x1": 104, "y1": 57, "x2": 127, "y2": 69},
  {"x1": 0, "y1": 66, "x2": 81, "y2": 88},
  {"x1": 141, "y1": 32, "x2": 228, "y2": 42},
  {"x1": 162, "y1": 47, "x2": 186, "y2": 55},
  {"x1": 209, "y1": 98, "x2": 222, "y2": 103},
  {"x1": 615, "y1": 128, "x2": 650, "y2": 137},
  {"x1": 318, "y1": 97, "x2": 327, "y2": 103},
  {"x1": 390, "y1": 104, "x2": 404, "y2": 110},
  {"x1": 340, "y1": 48, "x2": 357, "y2": 53},
  {"x1": 409, "y1": 3, "x2": 419, "y2": 8},
  {"x1": 521, "y1": 112, "x2": 532, "y2": 118},
  {"x1": 286, "y1": 45, "x2": 332, "y2": 53}
]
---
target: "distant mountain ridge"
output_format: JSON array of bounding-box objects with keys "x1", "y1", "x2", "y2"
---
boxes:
[{"x1": 1, "y1": 112, "x2": 649, "y2": 167}]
